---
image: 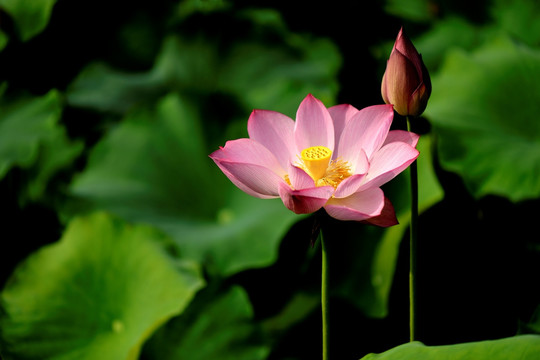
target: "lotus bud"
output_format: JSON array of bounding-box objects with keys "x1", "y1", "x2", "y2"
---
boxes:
[{"x1": 381, "y1": 27, "x2": 431, "y2": 117}]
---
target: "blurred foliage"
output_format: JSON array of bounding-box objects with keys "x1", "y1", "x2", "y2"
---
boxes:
[
  {"x1": 0, "y1": 0, "x2": 539, "y2": 359},
  {"x1": 144, "y1": 286, "x2": 270, "y2": 360},
  {"x1": 361, "y1": 335, "x2": 540, "y2": 360},
  {"x1": 426, "y1": 36, "x2": 540, "y2": 201},
  {"x1": 0, "y1": 212, "x2": 204, "y2": 360},
  {"x1": 0, "y1": 90, "x2": 83, "y2": 203},
  {"x1": 0, "y1": 0, "x2": 56, "y2": 42}
]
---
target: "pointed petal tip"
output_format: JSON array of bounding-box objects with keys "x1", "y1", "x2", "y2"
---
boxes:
[
  {"x1": 295, "y1": 93, "x2": 335, "y2": 152},
  {"x1": 209, "y1": 146, "x2": 225, "y2": 160}
]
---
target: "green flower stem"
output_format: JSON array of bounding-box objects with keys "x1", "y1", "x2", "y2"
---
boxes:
[
  {"x1": 407, "y1": 116, "x2": 418, "y2": 342},
  {"x1": 321, "y1": 231, "x2": 330, "y2": 360}
]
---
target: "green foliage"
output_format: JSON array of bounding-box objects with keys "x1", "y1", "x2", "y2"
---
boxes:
[
  {"x1": 0, "y1": 90, "x2": 83, "y2": 202},
  {"x1": 143, "y1": 286, "x2": 269, "y2": 360},
  {"x1": 490, "y1": 0, "x2": 540, "y2": 46},
  {"x1": 0, "y1": 212, "x2": 205, "y2": 360},
  {"x1": 384, "y1": 0, "x2": 434, "y2": 22},
  {"x1": 413, "y1": 17, "x2": 480, "y2": 71},
  {"x1": 360, "y1": 335, "x2": 540, "y2": 360},
  {"x1": 426, "y1": 36, "x2": 540, "y2": 201},
  {"x1": 0, "y1": 0, "x2": 57, "y2": 41},
  {"x1": 67, "y1": 33, "x2": 340, "y2": 117},
  {"x1": 0, "y1": 90, "x2": 62, "y2": 178}
]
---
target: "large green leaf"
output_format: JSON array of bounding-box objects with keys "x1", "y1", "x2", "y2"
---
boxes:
[
  {"x1": 0, "y1": 90, "x2": 83, "y2": 200},
  {"x1": 70, "y1": 93, "x2": 300, "y2": 276},
  {"x1": 217, "y1": 37, "x2": 340, "y2": 116},
  {"x1": 143, "y1": 286, "x2": 270, "y2": 360},
  {"x1": 0, "y1": 212, "x2": 205, "y2": 360},
  {"x1": 67, "y1": 28, "x2": 340, "y2": 117},
  {"x1": 0, "y1": 90, "x2": 62, "y2": 178},
  {"x1": 426, "y1": 36, "x2": 540, "y2": 201},
  {"x1": 413, "y1": 17, "x2": 480, "y2": 71},
  {"x1": 66, "y1": 36, "x2": 218, "y2": 114},
  {"x1": 0, "y1": 0, "x2": 57, "y2": 41},
  {"x1": 490, "y1": 0, "x2": 540, "y2": 46},
  {"x1": 360, "y1": 335, "x2": 540, "y2": 360}
]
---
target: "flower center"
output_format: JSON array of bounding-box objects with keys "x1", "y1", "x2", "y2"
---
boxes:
[
  {"x1": 301, "y1": 146, "x2": 332, "y2": 182},
  {"x1": 295, "y1": 146, "x2": 352, "y2": 188}
]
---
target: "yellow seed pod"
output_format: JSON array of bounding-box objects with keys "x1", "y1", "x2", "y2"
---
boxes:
[{"x1": 301, "y1": 146, "x2": 332, "y2": 181}]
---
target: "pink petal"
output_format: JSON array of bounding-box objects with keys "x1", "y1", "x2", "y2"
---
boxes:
[
  {"x1": 383, "y1": 130, "x2": 419, "y2": 148},
  {"x1": 333, "y1": 173, "x2": 366, "y2": 199},
  {"x1": 324, "y1": 187, "x2": 385, "y2": 221},
  {"x1": 294, "y1": 94, "x2": 335, "y2": 153},
  {"x1": 211, "y1": 159, "x2": 278, "y2": 199},
  {"x1": 288, "y1": 162, "x2": 315, "y2": 190},
  {"x1": 210, "y1": 138, "x2": 285, "y2": 176},
  {"x1": 328, "y1": 104, "x2": 359, "y2": 157},
  {"x1": 217, "y1": 160, "x2": 284, "y2": 198},
  {"x1": 278, "y1": 182, "x2": 333, "y2": 214},
  {"x1": 349, "y1": 148, "x2": 369, "y2": 177},
  {"x1": 361, "y1": 197, "x2": 398, "y2": 227},
  {"x1": 337, "y1": 104, "x2": 394, "y2": 165},
  {"x1": 247, "y1": 109, "x2": 296, "y2": 170},
  {"x1": 359, "y1": 142, "x2": 419, "y2": 191}
]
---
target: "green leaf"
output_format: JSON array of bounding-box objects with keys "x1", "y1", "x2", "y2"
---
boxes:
[
  {"x1": 174, "y1": 0, "x2": 231, "y2": 21},
  {"x1": 384, "y1": 0, "x2": 434, "y2": 22},
  {"x1": 360, "y1": 335, "x2": 540, "y2": 360},
  {"x1": 335, "y1": 135, "x2": 443, "y2": 317},
  {"x1": 23, "y1": 125, "x2": 84, "y2": 202},
  {"x1": 66, "y1": 36, "x2": 219, "y2": 114},
  {"x1": 0, "y1": 29, "x2": 8, "y2": 51},
  {"x1": 522, "y1": 305, "x2": 540, "y2": 334},
  {"x1": 143, "y1": 286, "x2": 270, "y2": 360},
  {"x1": 0, "y1": 90, "x2": 83, "y2": 201},
  {"x1": 262, "y1": 292, "x2": 320, "y2": 333},
  {"x1": 0, "y1": 0, "x2": 57, "y2": 41},
  {"x1": 67, "y1": 30, "x2": 340, "y2": 117},
  {"x1": 413, "y1": 17, "x2": 480, "y2": 71},
  {"x1": 426, "y1": 36, "x2": 540, "y2": 201},
  {"x1": 217, "y1": 37, "x2": 341, "y2": 116},
  {"x1": 0, "y1": 90, "x2": 61, "y2": 177},
  {"x1": 70, "y1": 93, "x2": 300, "y2": 276},
  {"x1": 490, "y1": 0, "x2": 540, "y2": 46},
  {"x1": 0, "y1": 212, "x2": 205, "y2": 360}
]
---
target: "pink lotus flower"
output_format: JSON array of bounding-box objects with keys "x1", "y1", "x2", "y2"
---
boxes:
[{"x1": 210, "y1": 94, "x2": 419, "y2": 226}]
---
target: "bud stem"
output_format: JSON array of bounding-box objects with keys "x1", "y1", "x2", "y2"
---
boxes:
[{"x1": 407, "y1": 116, "x2": 418, "y2": 342}]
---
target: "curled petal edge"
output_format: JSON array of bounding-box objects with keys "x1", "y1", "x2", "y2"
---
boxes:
[
  {"x1": 278, "y1": 182, "x2": 333, "y2": 214},
  {"x1": 324, "y1": 187, "x2": 385, "y2": 222},
  {"x1": 212, "y1": 158, "x2": 283, "y2": 199}
]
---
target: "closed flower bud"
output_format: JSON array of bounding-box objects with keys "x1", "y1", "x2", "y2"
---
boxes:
[{"x1": 381, "y1": 27, "x2": 431, "y2": 117}]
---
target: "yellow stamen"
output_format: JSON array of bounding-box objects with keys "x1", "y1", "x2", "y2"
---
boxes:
[
  {"x1": 316, "y1": 158, "x2": 352, "y2": 188},
  {"x1": 301, "y1": 146, "x2": 332, "y2": 182}
]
